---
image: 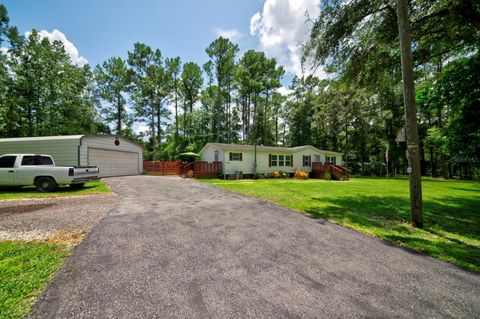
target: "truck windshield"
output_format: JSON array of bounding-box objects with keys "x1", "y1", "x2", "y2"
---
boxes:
[{"x1": 21, "y1": 156, "x2": 54, "y2": 166}]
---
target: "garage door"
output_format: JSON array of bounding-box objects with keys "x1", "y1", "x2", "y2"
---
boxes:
[{"x1": 88, "y1": 148, "x2": 139, "y2": 177}]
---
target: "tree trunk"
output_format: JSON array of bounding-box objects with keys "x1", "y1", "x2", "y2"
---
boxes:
[
  {"x1": 246, "y1": 94, "x2": 251, "y2": 141},
  {"x1": 151, "y1": 98, "x2": 157, "y2": 161},
  {"x1": 116, "y1": 95, "x2": 122, "y2": 134},
  {"x1": 263, "y1": 89, "x2": 269, "y2": 145},
  {"x1": 275, "y1": 114, "x2": 279, "y2": 145},
  {"x1": 252, "y1": 94, "x2": 258, "y2": 144},
  {"x1": 344, "y1": 123, "x2": 349, "y2": 170},
  {"x1": 157, "y1": 101, "x2": 162, "y2": 145},
  {"x1": 227, "y1": 82, "x2": 231, "y2": 143},
  {"x1": 183, "y1": 99, "x2": 187, "y2": 139},
  {"x1": 430, "y1": 146, "x2": 435, "y2": 177},
  {"x1": 28, "y1": 103, "x2": 33, "y2": 136},
  {"x1": 174, "y1": 75, "x2": 179, "y2": 143},
  {"x1": 189, "y1": 100, "x2": 193, "y2": 139},
  {"x1": 396, "y1": 0, "x2": 423, "y2": 228},
  {"x1": 435, "y1": 60, "x2": 448, "y2": 179}
]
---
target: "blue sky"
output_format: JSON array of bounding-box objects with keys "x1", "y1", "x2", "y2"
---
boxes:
[
  {"x1": 3, "y1": 0, "x2": 322, "y2": 84},
  {"x1": 4, "y1": 1, "x2": 257, "y2": 66}
]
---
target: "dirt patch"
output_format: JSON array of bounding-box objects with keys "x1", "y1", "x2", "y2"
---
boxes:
[
  {"x1": 0, "y1": 194, "x2": 116, "y2": 242},
  {"x1": 45, "y1": 228, "x2": 89, "y2": 248},
  {"x1": 0, "y1": 203, "x2": 57, "y2": 216}
]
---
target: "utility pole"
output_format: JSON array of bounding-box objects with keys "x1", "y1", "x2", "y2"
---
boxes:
[{"x1": 396, "y1": 0, "x2": 423, "y2": 228}]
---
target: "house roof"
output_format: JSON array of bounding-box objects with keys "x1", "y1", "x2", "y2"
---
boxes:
[
  {"x1": 0, "y1": 135, "x2": 84, "y2": 142},
  {"x1": 200, "y1": 143, "x2": 342, "y2": 155},
  {"x1": 0, "y1": 134, "x2": 143, "y2": 148}
]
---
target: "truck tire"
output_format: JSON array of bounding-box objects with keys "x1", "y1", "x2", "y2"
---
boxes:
[
  {"x1": 70, "y1": 183, "x2": 85, "y2": 189},
  {"x1": 36, "y1": 177, "x2": 57, "y2": 192}
]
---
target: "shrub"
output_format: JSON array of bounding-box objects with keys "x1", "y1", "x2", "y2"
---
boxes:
[
  {"x1": 271, "y1": 170, "x2": 280, "y2": 178},
  {"x1": 294, "y1": 169, "x2": 309, "y2": 179},
  {"x1": 279, "y1": 171, "x2": 289, "y2": 178},
  {"x1": 324, "y1": 171, "x2": 332, "y2": 180}
]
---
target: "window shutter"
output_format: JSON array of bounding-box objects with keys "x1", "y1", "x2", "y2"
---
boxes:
[
  {"x1": 229, "y1": 152, "x2": 232, "y2": 161},
  {"x1": 240, "y1": 153, "x2": 243, "y2": 161},
  {"x1": 290, "y1": 155, "x2": 293, "y2": 167},
  {"x1": 269, "y1": 154, "x2": 272, "y2": 167}
]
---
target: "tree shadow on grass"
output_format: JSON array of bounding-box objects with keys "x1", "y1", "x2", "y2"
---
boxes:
[
  {"x1": 450, "y1": 187, "x2": 480, "y2": 193},
  {"x1": 382, "y1": 233, "x2": 480, "y2": 271},
  {"x1": 304, "y1": 194, "x2": 480, "y2": 271}
]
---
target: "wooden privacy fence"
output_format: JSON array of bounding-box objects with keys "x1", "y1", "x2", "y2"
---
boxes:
[
  {"x1": 144, "y1": 161, "x2": 181, "y2": 176},
  {"x1": 180, "y1": 161, "x2": 222, "y2": 178},
  {"x1": 194, "y1": 161, "x2": 222, "y2": 178},
  {"x1": 312, "y1": 162, "x2": 326, "y2": 179}
]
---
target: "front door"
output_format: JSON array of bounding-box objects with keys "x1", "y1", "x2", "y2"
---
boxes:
[{"x1": 0, "y1": 155, "x2": 17, "y2": 186}]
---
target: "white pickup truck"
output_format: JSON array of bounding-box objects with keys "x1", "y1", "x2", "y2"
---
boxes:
[{"x1": 0, "y1": 154, "x2": 100, "y2": 192}]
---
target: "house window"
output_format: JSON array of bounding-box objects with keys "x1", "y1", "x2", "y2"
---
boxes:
[
  {"x1": 303, "y1": 155, "x2": 311, "y2": 167},
  {"x1": 270, "y1": 154, "x2": 292, "y2": 167},
  {"x1": 285, "y1": 155, "x2": 292, "y2": 166},
  {"x1": 229, "y1": 152, "x2": 242, "y2": 161},
  {"x1": 271, "y1": 155, "x2": 278, "y2": 166},
  {"x1": 326, "y1": 156, "x2": 336, "y2": 165},
  {"x1": 214, "y1": 150, "x2": 219, "y2": 162}
]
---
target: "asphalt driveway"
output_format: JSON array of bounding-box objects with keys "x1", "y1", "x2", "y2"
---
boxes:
[{"x1": 30, "y1": 176, "x2": 480, "y2": 318}]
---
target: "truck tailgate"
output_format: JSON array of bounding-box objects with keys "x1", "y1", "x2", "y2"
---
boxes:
[{"x1": 72, "y1": 166, "x2": 100, "y2": 178}]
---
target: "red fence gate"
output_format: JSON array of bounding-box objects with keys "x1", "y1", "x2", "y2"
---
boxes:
[
  {"x1": 180, "y1": 161, "x2": 222, "y2": 178},
  {"x1": 194, "y1": 161, "x2": 222, "y2": 178},
  {"x1": 143, "y1": 161, "x2": 181, "y2": 176}
]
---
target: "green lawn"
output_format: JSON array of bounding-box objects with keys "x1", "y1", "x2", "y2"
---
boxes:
[
  {"x1": 0, "y1": 242, "x2": 70, "y2": 319},
  {"x1": 0, "y1": 180, "x2": 111, "y2": 200},
  {"x1": 202, "y1": 177, "x2": 480, "y2": 272}
]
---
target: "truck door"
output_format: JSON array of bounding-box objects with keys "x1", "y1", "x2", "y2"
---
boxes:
[{"x1": 0, "y1": 155, "x2": 17, "y2": 186}]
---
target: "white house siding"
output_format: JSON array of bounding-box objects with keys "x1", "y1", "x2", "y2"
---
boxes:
[
  {"x1": 0, "y1": 136, "x2": 82, "y2": 166},
  {"x1": 292, "y1": 147, "x2": 343, "y2": 171},
  {"x1": 223, "y1": 149, "x2": 256, "y2": 175},
  {"x1": 79, "y1": 135, "x2": 143, "y2": 177},
  {"x1": 255, "y1": 151, "x2": 295, "y2": 174},
  {"x1": 221, "y1": 148, "x2": 343, "y2": 175},
  {"x1": 222, "y1": 150, "x2": 299, "y2": 175},
  {"x1": 199, "y1": 143, "x2": 343, "y2": 176},
  {"x1": 200, "y1": 144, "x2": 224, "y2": 162}
]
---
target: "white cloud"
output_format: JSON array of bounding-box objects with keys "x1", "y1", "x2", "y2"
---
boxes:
[
  {"x1": 213, "y1": 28, "x2": 243, "y2": 41},
  {"x1": 133, "y1": 122, "x2": 150, "y2": 135},
  {"x1": 276, "y1": 86, "x2": 293, "y2": 96},
  {"x1": 250, "y1": 0, "x2": 326, "y2": 78},
  {"x1": 25, "y1": 29, "x2": 88, "y2": 66}
]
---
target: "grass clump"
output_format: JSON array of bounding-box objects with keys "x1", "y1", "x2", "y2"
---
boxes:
[{"x1": 0, "y1": 241, "x2": 70, "y2": 318}]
